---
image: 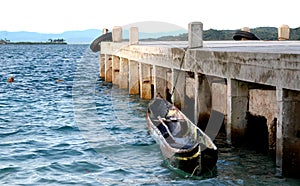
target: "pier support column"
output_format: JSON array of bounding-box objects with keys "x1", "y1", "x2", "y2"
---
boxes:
[
  {"x1": 112, "y1": 56, "x2": 120, "y2": 85},
  {"x1": 227, "y1": 79, "x2": 249, "y2": 145},
  {"x1": 153, "y1": 65, "x2": 167, "y2": 98},
  {"x1": 172, "y1": 69, "x2": 186, "y2": 110},
  {"x1": 276, "y1": 88, "x2": 300, "y2": 178},
  {"x1": 184, "y1": 73, "x2": 196, "y2": 123},
  {"x1": 195, "y1": 74, "x2": 212, "y2": 126},
  {"x1": 119, "y1": 58, "x2": 129, "y2": 89},
  {"x1": 100, "y1": 54, "x2": 105, "y2": 78},
  {"x1": 139, "y1": 63, "x2": 152, "y2": 100},
  {"x1": 104, "y1": 54, "x2": 112, "y2": 82},
  {"x1": 129, "y1": 60, "x2": 139, "y2": 95}
]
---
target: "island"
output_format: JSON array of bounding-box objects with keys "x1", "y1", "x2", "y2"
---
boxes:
[{"x1": 0, "y1": 38, "x2": 67, "y2": 45}]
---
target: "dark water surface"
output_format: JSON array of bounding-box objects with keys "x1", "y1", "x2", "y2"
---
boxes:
[{"x1": 0, "y1": 44, "x2": 299, "y2": 185}]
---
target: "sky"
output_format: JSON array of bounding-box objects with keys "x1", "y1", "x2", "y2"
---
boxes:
[{"x1": 0, "y1": 0, "x2": 299, "y2": 33}]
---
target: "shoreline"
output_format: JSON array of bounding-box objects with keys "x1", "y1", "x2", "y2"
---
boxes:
[{"x1": 4, "y1": 42, "x2": 67, "y2": 45}]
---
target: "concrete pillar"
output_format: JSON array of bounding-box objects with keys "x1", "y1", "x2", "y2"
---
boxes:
[
  {"x1": 129, "y1": 60, "x2": 139, "y2": 95},
  {"x1": 104, "y1": 54, "x2": 112, "y2": 82},
  {"x1": 153, "y1": 65, "x2": 167, "y2": 98},
  {"x1": 278, "y1": 24, "x2": 290, "y2": 41},
  {"x1": 166, "y1": 71, "x2": 173, "y2": 102},
  {"x1": 112, "y1": 26, "x2": 122, "y2": 42},
  {"x1": 129, "y1": 27, "x2": 139, "y2": 45},
  {"x1": 227, "y1": 78, "x2": 249, "y2": 145},
  {"x1": 139, "y1": 63, "x2": 152, "y2": 100},
  {"x1": 119, "y1": 58, "x2": 129, "y2": 89},
  {"x1": 188, "y1": 22, "x2": 203, "y2": 48},
  {"x1": 241, "y1": 27, "x2": 250, "y2": 32},
  {"x1": 100, "y1": 54, "x2": 105, "y2": 78},
  {"x1": 276, "y1": 88, "x2": 300, "y2": 178},
  {"x1": 172, "y1": 69, "x2": 186, "y2": 110},
  {"x1": 249, "y1": 89, "x2": 277, "y2": 152},
  {"x1": 112, "y1": 56, "x2": 120, "y2": 85},
  {"x1": 183, "y1": 73, "x2": 195, "y2": 122},
  {"x1": 212, "y1": 80, "x2": 227, "y2": 115},
  {"x1": 195, "y1": 74, "x2": 212, "y2": 125}
]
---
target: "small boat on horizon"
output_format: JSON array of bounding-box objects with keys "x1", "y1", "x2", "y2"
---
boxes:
[{"x1": 146, "y1": 96, "x2": 218, "y2": 178}]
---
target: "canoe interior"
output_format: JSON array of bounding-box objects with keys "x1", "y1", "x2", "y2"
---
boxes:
[{"x1": 147, "y1": 97, "x2": 218, "y2": 177}]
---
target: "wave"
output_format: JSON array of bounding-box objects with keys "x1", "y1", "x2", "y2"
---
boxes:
[
  {"x1": 0, "y1": 129, "x2": 23, "y2": 137},
  {"x1": 50, "y1": 125, "x2": 79, "y2": 132}
]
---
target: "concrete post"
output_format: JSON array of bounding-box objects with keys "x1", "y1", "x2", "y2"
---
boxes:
[
  {"x1": 139, "y1": 63, "x2": 152, "y2": 100},
  {"x1": 112, "y1": 56, "x2": 120, "y2": 85},
  {"x1": 119, "y1": 58, "x2": 129, "y2": 89},
  {"x1": 241, "y1": 27, "x2": 250, "y2": 32},
  {"x1": 278, "y1": 24, "x2": 290, "y2": 41},
  {"x1": 276, "y1": 88, "x2": 300, "y2": 178},
  {"x1": 100, "y1": 54, "x2": 105, "y2": 78},
  {"x1": 227, "y1": 78, "x2": 249, "y2": 145},
  {"x1": 129, "y1": 27, "x2": 139, "y2": 45},
  {"x1": 128, "y1": 60, "x2": 139, "y2": 95},
  {"x1": 188, "y1": 22, "x2": 203, "y2": 48},
  {"x1": 104, "y1": 54, "x2": 112, "y2": 82},
  {"x1": 112, "y1": 26, "x2": 122, "y2": 42}
]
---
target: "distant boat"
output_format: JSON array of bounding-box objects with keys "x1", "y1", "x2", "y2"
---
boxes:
[{"x1": 146, "y1": 96, "x2": 218, "y2": 178}]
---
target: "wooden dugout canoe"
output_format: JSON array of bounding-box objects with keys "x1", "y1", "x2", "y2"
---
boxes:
[{"x1": 146, "y1": 97, "x2": 218, "y2": 177}]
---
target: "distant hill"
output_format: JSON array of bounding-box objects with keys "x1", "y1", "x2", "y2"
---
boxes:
[
  {"x1": 146, "y1": 27, "x2": 300, "y2": 41},
  {"x1": 0, "y1": 29, "x2": 186, "y2": 44},
  {"x1": 1, "y1": 27, "x2": 299, "y2": 43}
]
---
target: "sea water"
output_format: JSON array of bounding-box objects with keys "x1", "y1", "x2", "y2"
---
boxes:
[{"x1": 0, "y1": 44, "x2": 298, "y2": 185}]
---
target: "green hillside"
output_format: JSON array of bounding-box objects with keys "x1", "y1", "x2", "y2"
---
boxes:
[{"x1": 151, "y1": 27, "x2": 300, "y2": 41}]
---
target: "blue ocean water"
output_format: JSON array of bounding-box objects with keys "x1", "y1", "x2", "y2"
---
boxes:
[{"x1": 0, "y1": 44, "x2": 298, "y2": 186}]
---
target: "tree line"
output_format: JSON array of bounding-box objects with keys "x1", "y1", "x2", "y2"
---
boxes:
[{"x1": 147, "y1": 27, "x2": 300, "y2": 41}]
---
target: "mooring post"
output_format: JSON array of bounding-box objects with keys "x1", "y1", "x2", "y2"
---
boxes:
[
  {"x1": 188, "y1": 22, "x2": 203, "y2": 48},
  {"x1": 104, "y1": 54, "x2": 112, "y2": 82},
  {"x1": 119, "y1": 58, "x2": 129, "y2": 89},
  {"x1": 129, "y1": 27, "x2": 139, "y2": 45},
  {"x1": 112, "y1": 26, "x2": 123, "y2": 42},
  {"x1": 278, "y1": 24, "x2": 290, "y2": 41}
]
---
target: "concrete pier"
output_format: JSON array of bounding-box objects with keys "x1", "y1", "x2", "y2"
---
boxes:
[{"x1": 99, "y1": 23, "x2": 300, "y2": 178}]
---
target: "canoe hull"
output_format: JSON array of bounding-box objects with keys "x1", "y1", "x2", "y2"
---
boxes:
[{"x1": 146, "y1": 97, "x2": 218, "y2": 177}]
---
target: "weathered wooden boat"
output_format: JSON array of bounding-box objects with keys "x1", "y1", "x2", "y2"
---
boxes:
[
  {"x1": 90, "y1": 32, "x2": 112, "y2": 52},
  {"x1": 233, "y1": 30, "x2": 260, "y2": 40},
  {"x1": 146, "y1": 97, "x2": 218, "y2": 178}
]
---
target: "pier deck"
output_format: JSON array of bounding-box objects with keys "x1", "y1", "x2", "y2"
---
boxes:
[{"x1": 99, "y1": 25, "x2": 300, "y2": 178}]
